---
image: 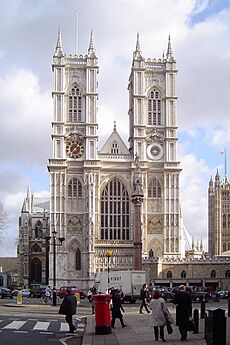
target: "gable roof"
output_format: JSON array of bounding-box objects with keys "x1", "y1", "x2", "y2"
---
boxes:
[{"x1": 99, "y1": 128, "x2": 130, "y2": 156}]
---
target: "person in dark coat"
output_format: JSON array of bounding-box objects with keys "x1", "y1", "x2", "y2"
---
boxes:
[
  {"x1": 173, "y1": 285, "x2": 192, "y2": 341},
  {"x1": 111, "y1": 289, "x2": 127, "y2": 328},
  {"x1": 58, "y1": 287, "x2": 77, "y2": 333},
  {"x1": 139, "y1": 283, "x2": 150, "y2": 314}
]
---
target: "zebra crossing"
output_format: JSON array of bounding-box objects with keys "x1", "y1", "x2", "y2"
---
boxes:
[{"x1": 0, "y1": 318, "x2": 85, "y2": 334}]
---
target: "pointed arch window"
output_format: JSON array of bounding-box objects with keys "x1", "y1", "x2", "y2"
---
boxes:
[
  {"x1": 100, "y1": 178, "x2": 130, "y2": 240},
  {"x1": 167, "y1": 270, "x2": 172, "y2": 279},
  {"x1": 225, "y1": 270, "x2": 230, "y2": 278},
  {"x1": 111, "y1": 141, "x2": 119, "y2": 154},
  {"x1": 148, "y1": 89, "x2": 162, "y2": 125},
  {"x1": 211, "y1": 270, "x2": 216, "y2": 278},
  {"x1": 68, "y1": 178, "x2": 82, "y2": 198},
  {"x1": 76, "y1": 248, "x2": 81, "y2": 270},
  {"x1": 181, "y1": 270, "x2": 186, "y2": 279},
  {"x1": 223, "y1": 214, "x2": 226, "y2": 229},
  {"x1": 148, "y1": 178, "x2": 161, "y2": 198},
  {"x1": 34, "y1": 221, "x2": 42, "y2": 239},
  {"x1": 68, "y1": 85, "x2": 82, "y2": 123}
]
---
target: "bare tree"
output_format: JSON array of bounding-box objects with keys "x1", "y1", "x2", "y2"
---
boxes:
[{"x1": 0, "y1": 202, "x2": 7, "y2": 242}]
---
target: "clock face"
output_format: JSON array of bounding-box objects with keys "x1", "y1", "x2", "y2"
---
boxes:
[
  {"x1": 147, "y1": 143, "x2": 163, "y2": 160},
  {"x1": 66, "y1": 141, "x2": 84, "y2": 158}
]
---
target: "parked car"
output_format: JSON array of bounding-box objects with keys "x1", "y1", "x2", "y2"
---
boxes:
[
  {"x1": 218, "y1": 290, "x2": 229, "y2": 299},
  {"x1": 150, "y1": 286, "x2": 173, "y2": 302},
  {"x1": 0, "y1": 287, "x2": 13, "y2": 299},
  {"x1": 30, "y1": 284, "x2": 48, "y2": 298},
  {"x1": 20, "y1": 289, "x2": 30, "y2": 298},
  {"x1": 57, "y1": 286, "x2": 86, "y2": 299}
]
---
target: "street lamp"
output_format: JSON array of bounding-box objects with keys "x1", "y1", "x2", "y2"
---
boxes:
[
  {"x1": 46, "y1": 229, "x2": 65, "y2": 306},
  {"x1": 105, "y1": 250, "x2": 112, "y2": 292}
]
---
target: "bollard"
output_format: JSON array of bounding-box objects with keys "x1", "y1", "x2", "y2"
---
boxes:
[
  {"x1": 200, "y1": 300, "x2": 206, "y2": 319},
  {"x1": 193, "y1": 309, "x2": 199, "y2": 334},
  {"x1": 75, "y1": 292, "x2": 80, "y2": 304},
  {"x1": 228, "y1": 298, "x2": 230, "y2": 317},
  {"x1": 17, "y1": 291, "x2": 22, "y2": 305},
  {"x1": 205, "y1": 308, "x2": 226, "y2": 345}
]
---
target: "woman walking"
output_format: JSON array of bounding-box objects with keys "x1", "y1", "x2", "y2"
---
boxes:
[
  {"x1": 149, "y1": 290, "x2": 174, "y2": 342},
  {"x1": 111, "y1": 289, "x2": 127, "y2": 328},
  {"x1": 173, "y1": 285, "x2": 192, "y2": 341}
]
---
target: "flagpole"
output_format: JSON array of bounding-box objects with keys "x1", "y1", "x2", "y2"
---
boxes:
[{"x1": 224, "y1": 147, "x2": 227, "y2": 177}]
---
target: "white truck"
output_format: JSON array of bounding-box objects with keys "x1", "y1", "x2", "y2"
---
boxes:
[{"x1": 95, "y1": 270, "x2": 147, "y2": 303}]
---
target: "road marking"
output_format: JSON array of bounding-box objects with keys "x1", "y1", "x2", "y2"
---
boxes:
[
  {"x1": 60, "y1": 323, "x2": 69, "y2": 332},
  {"x1": 14, "y1": 330, "x2": 28, "y2": 334},
  {"x1": 40, "y1": 331, "x2": 53, "y2": 335},
  {"x1": 32, "y1": 321, "x2": 50, "y2": 331},
  {"x1": 3, "y1": 321, "x2": 26, "y2": 329}
]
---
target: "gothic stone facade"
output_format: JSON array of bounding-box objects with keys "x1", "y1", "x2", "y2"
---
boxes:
[
  {"x1": 18, "y1": 188, "x2": 50, "y2": 288},
  {"x1": 47, "y1": 31, "x2": 183, "y2": 290}
]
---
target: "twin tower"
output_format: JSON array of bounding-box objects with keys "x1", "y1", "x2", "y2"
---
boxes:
[{"x1": 47, "y1": 30, "x2": 183, "y2": 289}]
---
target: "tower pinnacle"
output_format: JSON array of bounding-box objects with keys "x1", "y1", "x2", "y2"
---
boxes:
[
  {"x1": 88, "y1": 30, "x2": 96, "y2": 56},
  {"x1": 133, "y1": 33, "x2": 143, "y2": 60},
  {"x1": 54, "y1": 27, "x2": 64, "y2": 56},
  {"x1": 166, "y1": 35, "x2": 174, "y2": 61}
]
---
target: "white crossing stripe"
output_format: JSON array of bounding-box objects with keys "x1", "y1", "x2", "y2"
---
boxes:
[
  {"x1": 32, "y1": 321, "x2": 50, "y2": 331},
  {"x1": 60, "y1": 322, "x2": 69, "y2": 332},
  {"x1": 3, "y1": 321, "x2": 27, "y2": 329}
]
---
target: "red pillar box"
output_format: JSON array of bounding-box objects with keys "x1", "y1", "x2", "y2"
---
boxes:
[{"x1": 94, "y1": 294, "x2": 112, "y2": 334}]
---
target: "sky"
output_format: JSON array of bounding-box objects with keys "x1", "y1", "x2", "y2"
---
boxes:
[{"x1": 1, "y1": 0, "x2": 230, "y2": 256}]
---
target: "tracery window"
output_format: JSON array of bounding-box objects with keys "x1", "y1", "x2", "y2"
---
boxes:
[
  {"x1": 225, "y1": 270, "x2": 230, "y2": 278},
  {"x1": 76, "y1": 248, "x2": 81, "y2": 270},
  {"x1": 148, "y1": 89, "x2": 162, "y2": 125},
  {"x1": 223, "y1": 214, "x2": 226, "y2": 229},
  {"x1": 211, "y1": 270, "x2": 216, "y2": 278},
  {"x1": 100, "y1": 178, "x2": 130, "y2": 240},
  {"x1": 34, "y1": 221, "x2": 42, "y2": 239},
  {"x1": 181, "y1": 270, "x2": 186, "y2": 279},
  {"x1": 111, "y1": 141, "x2": 119, "y2": 154},
  {"x1": 148, "y1": 178, "x2": 161, "y2": 198},
  {"x1": 68, "y1": 178, "x2": 82, "y2": 198},
  {"x1": 167, "y1": 270, "x2": 172, "y2": 279},
  {"x1": 68, "y1": 85, "x2": 82, "y2": 123}
]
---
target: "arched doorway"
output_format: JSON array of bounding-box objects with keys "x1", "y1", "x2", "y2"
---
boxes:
[{"x1": 30, "y1": 258, "x2": 42, "y2": 283}]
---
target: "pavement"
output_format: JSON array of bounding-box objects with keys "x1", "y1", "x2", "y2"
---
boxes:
[{"x1": 82, "y1": 306, "x2": 230, "y2": 345}]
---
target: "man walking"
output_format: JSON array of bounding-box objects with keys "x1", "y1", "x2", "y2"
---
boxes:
[
  {"x1": 173, "y1": 285, "x2": 192, "y2": 341},
  {"x1": 58, "y1": 287, "x2": 77, "y2": 333},
  {"x1": 139, "y1": 283, "x2": 150, "y2": 314}
]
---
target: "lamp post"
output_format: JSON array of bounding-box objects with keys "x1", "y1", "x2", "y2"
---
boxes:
[
  {"x1": 46, "y1": 229, "x2": 65, "y2": 306},
  {"x1": 105, "y1": 250, "x2": 112, "y2": 292}
]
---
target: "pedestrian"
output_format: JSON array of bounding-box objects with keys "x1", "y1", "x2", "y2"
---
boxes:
[
  {"x1": 58, "y1": 287, "x2": 77, "y2": 333},
  {"x1": 139, "y1": 283, "x2": 150, "y2": 314},
  {"x1": 111, "y1": 289, "x2": 127, "y2": 328},
  {"x1": 173, "y1": 284, "x2": 192, "y2": 341},
  {"x1": 87, "y1": 286, "x2": 97, "y2": 314},
  {"x1": 149, "y1": 289, "x2": 174, "y2": 342}
]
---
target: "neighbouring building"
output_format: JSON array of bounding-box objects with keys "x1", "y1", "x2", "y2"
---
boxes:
[
  {"x1": 208, "y1": 171, "x2": 230, "y2": 256},
  {"x1": 17, "y1": 186, "x2": 50, "y2": 288}
]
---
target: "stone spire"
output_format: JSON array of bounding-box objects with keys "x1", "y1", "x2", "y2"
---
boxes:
[
  {"x1": 208, "y1": 175, "x2": 214, "y2": 193},
  {"x1": 54, "y1": 27, "x2": 64, "y2": 56},
  {"x1": 166, "y1": 35, "x2": 174, "y2": 62},
  {"x1": 88, "y1": 30, "x2": 96, "y2": 57},
  {"x1": 133, "y1": 33, "x2": 143, "y2": 60}
]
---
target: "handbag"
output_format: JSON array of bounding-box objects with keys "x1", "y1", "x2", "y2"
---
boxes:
[{"x1": 187, "y1": 318, "x2": 195, "y2": 332}]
